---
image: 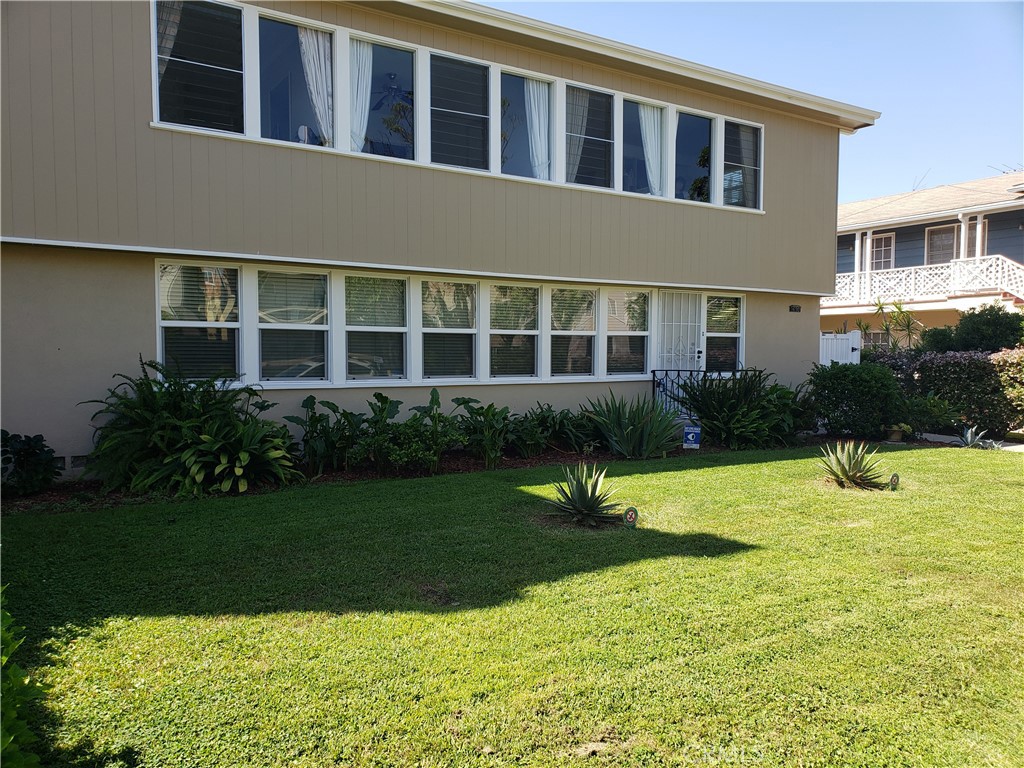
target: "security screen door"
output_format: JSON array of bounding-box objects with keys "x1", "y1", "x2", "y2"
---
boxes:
[{"x1": 657, "y1": 290, "x2": 703, "y2": 370}]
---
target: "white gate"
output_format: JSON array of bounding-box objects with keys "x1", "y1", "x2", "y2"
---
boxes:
[{"x1": 820, "y1": 330, "x2": 861, "y2": 365}]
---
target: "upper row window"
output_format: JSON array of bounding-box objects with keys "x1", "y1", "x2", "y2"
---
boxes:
[{"x1": 154, "y1": 1, "x2": 761, "y2": 208}]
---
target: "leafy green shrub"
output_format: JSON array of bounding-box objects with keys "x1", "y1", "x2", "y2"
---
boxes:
[
  {"x1": 2, "y1": 587, "x2": 46, "y2": 767},
  {"x1": 807, "y1": 362, "x2": 905, "y2": 439},
  {"x1": 547, "y1": 463, "x2": 621, "y2": 525},
  {"x1": 284, "y1": 396, "x2": 365, "y2": 476},
  {"x1": 508, "y1": 410, "x2": 552, "y2": 459},
  {"x1": 991, "y1": 347, "x2": 1024, "y2": 424},
  {"x1": 179, "y1": 419, "x2": 300, "y2": 495},
  {"x1": 919, "y1": 304, "x2": 1024, "y2": 353},
  {"x1": 456, "y1": 400, "x2": 512, "y2": 470},
  {"x1": 349, "y1": 393, "x2": 430, "y2": 475},
  {"x1": 84, "y1": 359, "x2": 297, "y2": 495},
  {"x1": 668, "y1": 370, "x2": 804, "y2": 449},
  {"x1": 918, "y1": 325, "x2": 957, "y2": 353},
  {"x1": 915, "y1": 352, "x2": 1019, "y2": 437},
  {"x1": 818, "y1": 441, "x2": 889, "y2": 490},
  {"x1": 904, "y1": 393, "x2": 959, "y2": 435},
  {"x1": 861, "y1": 347, "x2": 922, "y2": 391},
  {"x1": 951, "y1": 304, "x2": 1024, "y2": 352},
  {"x1": 1, "y1": 431, "x2": 61, "y2": 497},
  {"x1": 409, "y1": 389, "x2": 467, "y2": 474},
  {"x1": 585, "y1": 393, "x2": 681, "y2": 458}
]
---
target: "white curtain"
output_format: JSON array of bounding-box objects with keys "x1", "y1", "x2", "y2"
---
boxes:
[
  {"x1": 637, "y1": 104, "x2": 662, "y2": 196},
  {"x1": 297, "y1": 27, "x2": 334, "y2": 147},
  {"x1": 524, "y1": 78, "x2": 550, "y2": 180},
  {"x1": 156, "y1": 0, "x2": 183, "y2": 82},
  {"x1": 737, "y1": 124, "x2": 758, "y2": 206},
  {"x1": 350, "y1": 39, "x2": 373, "y2": 152},
  {"x1": 565, "y1": 87, "x2": 589, "y2": 183}
]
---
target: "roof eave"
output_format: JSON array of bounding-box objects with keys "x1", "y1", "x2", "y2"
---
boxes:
[
  {"x1": 362, "y1": 0, "x2": 880, "y2": 132},
  {"x1": 837, "y1": 198, "x2": 1024, "y2": 233}
]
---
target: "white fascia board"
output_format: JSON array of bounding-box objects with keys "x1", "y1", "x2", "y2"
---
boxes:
[
  {"x1": 410, "y1": 1, "x2": 880, "y2": 133},
  {"x1": 837, "y1": 200, "x2": 1024, "y2": 234}
]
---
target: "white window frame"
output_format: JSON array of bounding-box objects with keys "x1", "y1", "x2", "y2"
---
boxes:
[
  {"x1": 151, "y1": 0, "x2": 766, "y2": 212},
  {"x1": 924, "y1": 224, "x2": 957, "y2": 265},
  {"x1": 488, "y1": 283, "x2": 541, "y2": 379},
  {"x1": 620, "y1": 99, "x2": 664, "y2": 197},
  {"x1": 702, "y1": 293, "x2": 745, "y2": 373},
  {"x1": 420, "y1": 279, "x2": 479, "y2": 379},
  {"x1": 870, "y1": 233, "x2": 895, "y2": 271},
  {"x1": 156, "y1": 261, "x2": 243, "y2": 380},
  {"x1": 672, "y1": 107, "x2": 718, "y2": 206},
  {"x1": 722, "y1": 119, "x2": 763, "y2": 210},
  {"x1": 155, "y1": 266, "x2": 692, "y2": 389},
  {"x1": 604, "y1": 289, "x2": 650, "y2": 376},
  {"x1": 428, "y1": 53, "x2": 491, "y2": 171},
  {"x1": 152, "y1": 0, "x2": 247, "y2": 137},
  {"x1": 564, "y1": 83, "x2": 616, "y2": 190},
  {"x1": 548, "y1": 285, "x2": 599, "y2": 377},
  {"x1": 343, "y1": 274, "x2": 410, "y2": 382},
  {"x1": 497, "y1": 70, "x2": 556, "y2": 181},
  {"x1": 925, "y1": 221, "x2": 989, "y2": 264},
  {"x1": 255, "y1": 268, "x2": 331, "y2": 382}
]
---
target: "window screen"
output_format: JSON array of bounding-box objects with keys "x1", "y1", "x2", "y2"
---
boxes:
[
  {"x1": 157, "y1": 1, "x2": 244, "y2": 133},
  {"x1": 431, "y1": 56, "x2": 489, "y2": 170},
  {"x1": 723, "y1": 122, "x2": 760, "y2": 208},
  {"x1": 566, "y1": 87, "x2": 612, "y2": 187}
]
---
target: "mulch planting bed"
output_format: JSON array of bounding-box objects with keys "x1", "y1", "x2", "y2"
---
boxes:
[{"x1": 2, "y1": 437, "x2": 955, "y2": 515}]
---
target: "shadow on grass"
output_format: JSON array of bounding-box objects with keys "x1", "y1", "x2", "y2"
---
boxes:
[
  {"x1": 4, "y1": 471, "x2": 755, "y2": 640},
  {"x1": 35, "y1": 734, "x2": 140, "y2": 768}
]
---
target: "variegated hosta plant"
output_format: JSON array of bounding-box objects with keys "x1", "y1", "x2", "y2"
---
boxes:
[
  {"x1": 818, "y1": 441, "x2": 889, "y2": 490},
  {"x1": 547, "y1": 462, "x2": 622, "y2": 525}
]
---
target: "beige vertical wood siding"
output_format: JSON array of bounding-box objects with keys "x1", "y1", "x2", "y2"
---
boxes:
[{"x1": 2, "y1": 1, "x2": 840, "y2": 296}]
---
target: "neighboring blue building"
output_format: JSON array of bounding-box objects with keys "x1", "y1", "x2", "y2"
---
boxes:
[{"x1": 821, "y1": 173, "x2": 1024, "y2": 335}]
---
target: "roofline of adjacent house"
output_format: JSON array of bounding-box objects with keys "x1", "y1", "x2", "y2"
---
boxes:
[
  {"x1": 836, "y1": 198, "x2": 1024, "y2": 233},
  {"x1": 377, "y1": 0, "x2": 880, "y2": 134}
]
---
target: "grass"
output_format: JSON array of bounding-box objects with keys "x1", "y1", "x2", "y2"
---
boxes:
[{"x1": 3, "y1": 445, "x2": 1022, "y2": 767}]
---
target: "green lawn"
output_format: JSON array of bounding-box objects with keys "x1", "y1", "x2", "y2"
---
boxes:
[{"x1": 3, "y1": 446, "x2": 1022, "y2": 767}]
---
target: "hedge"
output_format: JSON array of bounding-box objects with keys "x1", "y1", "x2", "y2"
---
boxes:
[{"x1": 914, "y1": 350, "x2": 1022, "y2": 437}]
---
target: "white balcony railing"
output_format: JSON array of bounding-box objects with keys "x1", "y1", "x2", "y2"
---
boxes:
[{"x1": 822, "y1": 254, "x2": 1024, "y2": 306}]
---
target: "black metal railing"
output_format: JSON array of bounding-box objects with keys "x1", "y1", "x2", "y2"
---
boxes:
[{"x1": 652, "y1": 367, "x2": 750, "y2": 418}]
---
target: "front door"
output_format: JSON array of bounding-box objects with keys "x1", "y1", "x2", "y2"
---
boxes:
[{"x1": 657, "y1": 290, "x2": 703, "y2": 370}]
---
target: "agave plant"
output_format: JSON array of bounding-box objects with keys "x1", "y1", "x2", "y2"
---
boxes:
[
  {"x1": 818, "y1": 441, "x2": 889, "y2": 490},
  {"x1": 547, "y1": 463, "x2": 621, "y2": 525},
  {"x1": 956, "y1": 425, "x2": 999, "y2": 450}
]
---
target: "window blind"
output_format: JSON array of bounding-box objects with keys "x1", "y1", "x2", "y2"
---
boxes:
[{"x1": 346, "y1": 277, "x2": 406, "y2": 327}]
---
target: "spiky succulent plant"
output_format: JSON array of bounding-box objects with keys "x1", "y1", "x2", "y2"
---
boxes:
[
  {"x1": 547, "y1": 462, "x2": 621, "y2": 525},
  {"x1": 818, "y1": 441, "x2": 889, "y2": 490}
]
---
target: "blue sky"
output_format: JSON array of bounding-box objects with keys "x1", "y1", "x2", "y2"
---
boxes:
[{"x1": 479, "y1": 1, "x2": 1024, "y2": 203}]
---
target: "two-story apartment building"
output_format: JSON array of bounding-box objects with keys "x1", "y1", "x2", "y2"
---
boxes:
[
  {"x1": 821, "y1": 173, "x2": 1024, "y2": 338},
  {"x1": 1, "y1": 0, "x2": 877, "y2": 466}
]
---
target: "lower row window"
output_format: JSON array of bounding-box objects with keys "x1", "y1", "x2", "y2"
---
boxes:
[{"x1": 158, "y1": 265, "x2": 667, "y2": 381}]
